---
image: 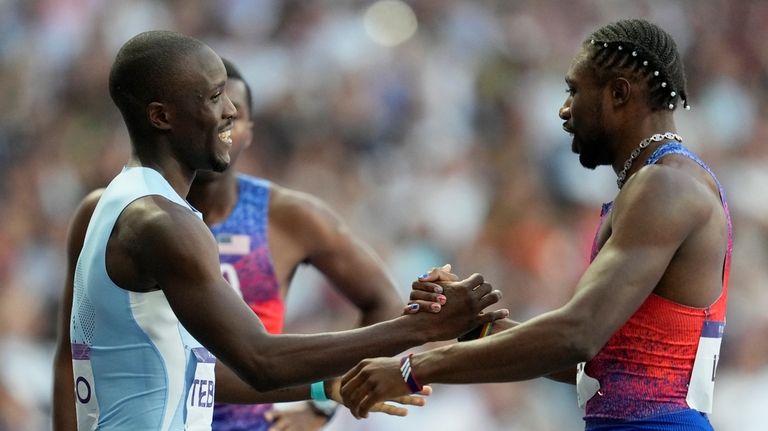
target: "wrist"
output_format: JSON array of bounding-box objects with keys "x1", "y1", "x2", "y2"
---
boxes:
[
  {"x1": 310, "y1": 381, "x2": 328, "y2": 402},
  {"x1": 409, "y1": 352, "x2": 433, "y2": 387},
  {"x1": 458, "y1": 321, "x2": 494, "y2": 342},
  {"x1": 399, "y1": 353, "x2": 424, "y2": 393},
  {"x1": 395, "y1": 315, "x2": 431, "y2": 345}
]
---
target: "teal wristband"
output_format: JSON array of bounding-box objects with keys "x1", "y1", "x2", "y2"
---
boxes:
[{"x1": 310, "y1": 381, "x2": 328, "y2": 401}]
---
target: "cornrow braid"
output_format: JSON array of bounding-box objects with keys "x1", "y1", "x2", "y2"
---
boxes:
[{"x1": 583, "y1": 19, "x2": 689, "y2": 112}]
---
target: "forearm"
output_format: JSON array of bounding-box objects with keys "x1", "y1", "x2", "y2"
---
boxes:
[
  {"x1": 412, "y1": 310, "x2": 586, "y2": 385},
  {"x1": 463, "y1": 318, "x2": 575, "y2": 384},
  {"x1": 231, "y1": 316, "x2": 427, "y2": 391},
  {"x1": 215, "y1": 362, "x2": 315, "y2": 404}
]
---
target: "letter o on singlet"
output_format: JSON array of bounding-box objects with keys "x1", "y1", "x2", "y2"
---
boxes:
[{"x1": 76, "y1": 376, "x2": 91, "y2": 403}]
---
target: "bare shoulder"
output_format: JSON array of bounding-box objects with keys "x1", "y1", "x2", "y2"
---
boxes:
[
  {"x1": 71, "y1": 188, "x2": 105, "y2": 227},
  {"x1": 118, "y1": 195, "x2": 213, "y2": 251},
  {"x1": 81, "y1": 188, "x2": 105, "y2": 213},
  {"x1": 616, "y1": 163, "x2": 718, "y2": 224},
  {"x1": 268, "y1": 184, "x2": 341, "y2": 231},
  {"x1": 67, "y1": 189, "x2": 105, "y2": 251}
]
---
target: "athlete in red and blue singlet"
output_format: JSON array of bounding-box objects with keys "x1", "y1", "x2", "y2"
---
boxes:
[
  {"x1": 580, "y1": 142, "x2": 732, "y2": 430},
  {"x1": 336, "y1": 19, "x2": 734, "y2": 431}
]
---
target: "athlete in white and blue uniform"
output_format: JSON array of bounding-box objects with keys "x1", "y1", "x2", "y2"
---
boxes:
[{"x1": 71, "y1": 167, "x2": 217, "y2": 430}]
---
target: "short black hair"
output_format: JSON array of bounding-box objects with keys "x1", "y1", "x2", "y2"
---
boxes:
[
  {"x1": 583, "y1": 19, "x2": 688, "y2": 111},
  {"x1": 109, "y1": 30, "x2": 207, "y2": 128},
  {"x1": 221, "y1": 58, "x2": 253, "y2": 120}
]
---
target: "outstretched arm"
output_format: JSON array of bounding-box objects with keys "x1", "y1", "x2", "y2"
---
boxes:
[
  {"x1": 52, "y1": 189, "x2": 103, "y2": 431},
  {"x1": 215, "y1": 361, "x2": 430, "y2": 417},
  {"x1": 342, "y1": 168, "x2": 711, "y2": 417},
  {"x1": 127, "y1": 197, "x2": 507, "y2": 395},
  {"x1": 414, "y1": 270, "x2": 578, "y2": 384}
]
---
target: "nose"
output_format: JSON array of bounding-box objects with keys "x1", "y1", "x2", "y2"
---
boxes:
[
  {"x1": 559, "y1": 104, "x2": 571, "y2": 121},
  {"x1": 223, "y1": 93, "x2": 236, "y2": 120}
]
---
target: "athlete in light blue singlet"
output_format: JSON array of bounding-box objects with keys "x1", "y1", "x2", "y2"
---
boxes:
[{"x1": 71, "y1": 167, "x2": 217, "y2": 430}]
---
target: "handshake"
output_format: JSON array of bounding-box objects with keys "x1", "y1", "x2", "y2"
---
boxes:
[{"x1": 327, "y1": 264, "x2": 509, "y2": 419}]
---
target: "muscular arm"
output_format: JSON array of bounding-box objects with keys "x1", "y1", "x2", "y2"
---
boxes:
[
  {"x1": 342, "y1": 166, "x2": 718, "y2": 417},
  {"x1": 410, "y1": 167, "x2": 712, "y2": 384},
  {"x1": 271, "y1": 187, "x2": 403, "y2": 325},
  {"x1": 128, "y1": 197, "x2": 501, "y2": 395},
  {"x1": 460, "y1": 318, "x2": 577, "y2": 384},
  {"x1": 52, "y1": 189, "x2": 103, "y2": 431}
]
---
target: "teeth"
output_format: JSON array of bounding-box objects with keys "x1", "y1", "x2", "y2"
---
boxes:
[{"x1": 219, "y1": 130, "x2": 232, "y2": 144}]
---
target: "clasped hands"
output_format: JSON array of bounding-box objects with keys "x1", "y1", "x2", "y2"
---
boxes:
[{"x1": 339, "y1": 264, "x2": 509, "y2": 419}]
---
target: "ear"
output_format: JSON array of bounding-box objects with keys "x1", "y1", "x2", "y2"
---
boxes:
[
  {"x1": 147, "y1": 102, "x2": 172, "y2": 131},
  {"x1": 609, "y1": 77, "x2": 631, "y2": 107}
]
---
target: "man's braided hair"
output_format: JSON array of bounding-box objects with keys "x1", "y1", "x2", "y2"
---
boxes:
[{"x1": 583, "y1": 18, "x2": 689, "y2": 112}]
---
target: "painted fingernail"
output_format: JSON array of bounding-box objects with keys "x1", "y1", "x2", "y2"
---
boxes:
[
  {"x1": 408, "y1": 303, "x2": 419, "y2": 311},
  {"x1": 430, "y1": 303, "x2": 441, "y2": 312},
  {"x1": 418, "y1": 273, "x2": 429, "y2": 279},
  {"x1": 437, "y1": 295, "x2": 446, "y2": 304},
  {"x1": 433, "y1": 285, "x2": 443, "y2": 294}
]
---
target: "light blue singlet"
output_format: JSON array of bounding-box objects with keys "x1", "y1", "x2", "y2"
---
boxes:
[{"x1": 70, "y1": 166, "x2": 216, "y2": 430}]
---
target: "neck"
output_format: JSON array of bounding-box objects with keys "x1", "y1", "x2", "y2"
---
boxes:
[
  {"x1": 612, "y1": 113, "x2": 678, "y2": 181},
  {"x1": 186, "y1": 169, "x2": 239, "y2": 226},
  {"x1": 127, "y1": 151, "x2": 196, "y2": 199}
]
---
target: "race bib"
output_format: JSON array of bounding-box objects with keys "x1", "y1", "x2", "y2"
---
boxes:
[
  {"x1": 686, "y1": 320, "x2": 725, "y2": 413},
  {"x1": 576, "y1": 362, "x2": 601, "y2": 408},
  {"x1": 186, "y1": 347, "x2": 216, "y2": 431},
  {"x1": 72, "y1": 343, "x2": 99, "y2": 431}
]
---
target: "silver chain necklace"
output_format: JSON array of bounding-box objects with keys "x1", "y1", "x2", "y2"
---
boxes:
[{"x1": 616, "y1": 132, "x2": 683, "y2": 189}]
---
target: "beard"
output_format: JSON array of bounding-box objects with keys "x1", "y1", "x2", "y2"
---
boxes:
[{"x1": 578, "y1": 141, "x2": 613, "y2": 169}]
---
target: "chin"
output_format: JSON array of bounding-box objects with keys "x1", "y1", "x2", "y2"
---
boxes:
[
  {"x1": 211, "y1": 160, "x2": 230, "y2": 173},
  {"x1": 579, "y1": 153, "x2": 599, "y2": 170}
]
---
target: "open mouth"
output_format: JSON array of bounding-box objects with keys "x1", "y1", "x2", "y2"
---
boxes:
[{"x1": 218, "y1": 129, "x2": 232, "y2": 145}]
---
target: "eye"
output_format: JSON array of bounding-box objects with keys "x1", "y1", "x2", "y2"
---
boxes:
[
  {"x1": 211, "y1": 92, "x2": 222, "y2": 102},
  {"x1": 565, "y1": 86, "x2": 575, "y2": 96}
]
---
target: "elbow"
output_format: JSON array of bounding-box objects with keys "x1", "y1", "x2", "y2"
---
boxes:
[
  {"x1": 246, "y1": 377, "x2": 280, "y2": 393},
  {"x1": 560, "y1": 314, "x2": 605, "y2": 363},
  {"x1": 569, "y1": 338, "x2": 601, "y2": 363},
  {"x1": 239, "y1": 357, "x2": 281, "y2": 392},
  {"x1": 225, "y1": 350, "x2": 283, "y2": 393}
]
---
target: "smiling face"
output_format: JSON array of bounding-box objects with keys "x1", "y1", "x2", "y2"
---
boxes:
[
  {"x1": 559, "y1": 49, "x2": 615, "y2": 170},
  {"x1": 193, "y1": 76, "x2": 253, "y2": 183},
  {"x1": 165, "y1": 46, "x2": 236, "y2": 173}
]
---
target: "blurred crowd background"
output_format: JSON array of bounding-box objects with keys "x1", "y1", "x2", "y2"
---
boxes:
[{"x1": 1, "y1": 0, "x2": 767, "y2": 429}]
